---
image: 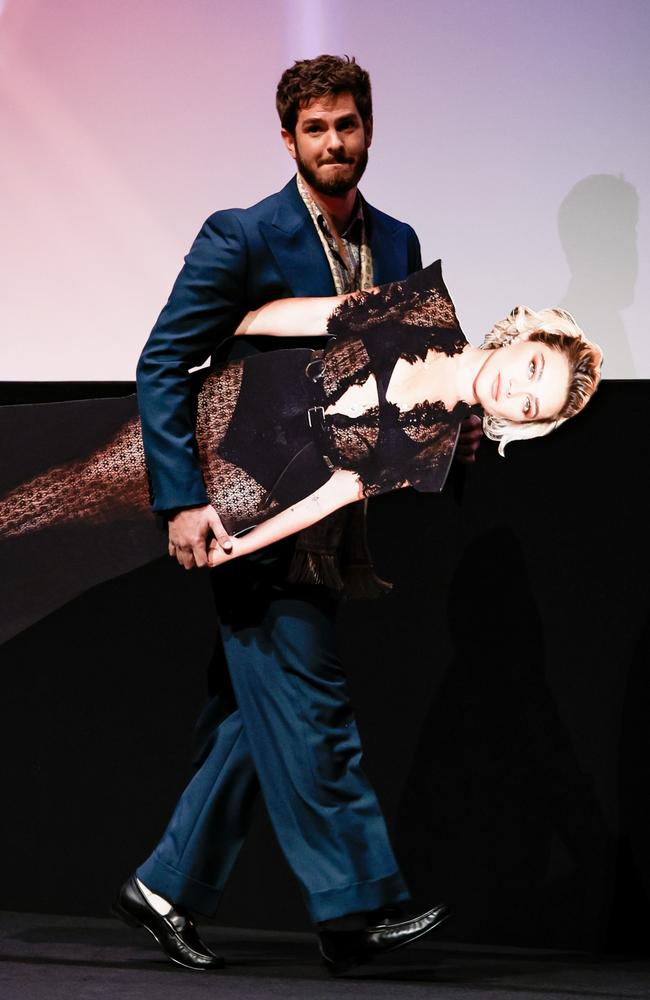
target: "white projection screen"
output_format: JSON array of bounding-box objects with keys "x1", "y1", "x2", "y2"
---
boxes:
[{"x1": 1, "y1": 0, "x2": 648, "y2": 380}]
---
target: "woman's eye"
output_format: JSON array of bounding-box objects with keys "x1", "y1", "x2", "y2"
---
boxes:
[
  {"x1": 528, "y1": 359, "x2": 536, "y2": 378},
  {"x1": 523, "y1": 396, "x2": 531, "y2": 415}
]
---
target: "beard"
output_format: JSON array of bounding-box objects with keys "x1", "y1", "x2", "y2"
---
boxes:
[{"x1": 296, "y1": 148, "x2": 369, "y2": 197}]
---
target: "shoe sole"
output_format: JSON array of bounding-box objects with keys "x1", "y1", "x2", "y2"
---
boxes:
[
  {"x1": 321, "y1": 909, "x2": 450, "y2": 977},
  {"x1": 111, "y1": 901, "x2": 224, "y2": 972}
]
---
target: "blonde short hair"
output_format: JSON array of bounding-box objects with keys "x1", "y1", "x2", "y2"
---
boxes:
[{"x1": 480, "y1": 306, "x2": 603, "y2": 456}]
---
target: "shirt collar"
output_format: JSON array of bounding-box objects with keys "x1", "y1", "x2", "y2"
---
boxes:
[{"x1": 296, "y1": 173, "x2": 365, "y2": 243}]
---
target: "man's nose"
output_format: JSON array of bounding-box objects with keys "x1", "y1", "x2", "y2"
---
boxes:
[{"x1": 326, "y1": 128, "x2": 344, "y2": 150}]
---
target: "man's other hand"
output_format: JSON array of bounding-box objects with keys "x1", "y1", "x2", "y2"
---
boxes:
[
  {"x1": 455, "y1": 414, "x2": 483, "y2": 464},
  {"x1": 168, "y1": 505, "x2": 232, "y2": 570}
]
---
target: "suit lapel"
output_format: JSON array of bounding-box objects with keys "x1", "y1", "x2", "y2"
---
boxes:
[
  {"x1": 364, "y1": 199, "x2": 405, "y2": 284},
  {"x1": 260, "y1": 179, "x2": 336, "y2": 296},
  {"x1": 260, "y1": 180, "x2": 409, "y2": 294}
]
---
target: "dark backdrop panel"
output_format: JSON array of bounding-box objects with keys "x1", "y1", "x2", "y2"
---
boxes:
[{"x1": 1, "y1": 380, "x2": 648, "y2": 951}]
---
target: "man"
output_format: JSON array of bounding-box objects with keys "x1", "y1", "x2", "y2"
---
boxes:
[{"x1": 114, "y1": 55, "x2": 480, "y2": 974}]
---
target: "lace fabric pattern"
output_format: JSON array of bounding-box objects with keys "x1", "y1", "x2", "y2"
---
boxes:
[
  {"x1": 0, "y1": 414, "x2": 150, "y2": 539},
  {"x1": 343, "y1": 404, "x2": 464, "y2": 499},
  {"x1": 0, "y1": 362, "x2": 278, "y2": 543},
  {"x1": 397, "y1": 400, "x2": 460, "y2": 443},
  {"x1": 326, "y1": 409, "x2": 380, "y2": 468},
  {"x1": 330, "y1": 282, "x2": 459, "y2": 334},
  {"x1": 328, "y1": 261, "x2": 466, "y2": 362},
  {"x1": 195, "y1": 364, "x2": 279, "y2": 534},
  {"x1": 321, "y1": 261, "x2": 469, "y2": 498},
  {"x1": 321, "y1": 335, "x2": 373, "y2": 403},
  {"x1": 0, "y1": 364, "x2": 283, "y2": 545}
]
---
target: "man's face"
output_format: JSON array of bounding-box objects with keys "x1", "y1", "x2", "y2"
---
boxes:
[{"x1": 282, "y1": 91, "x2": 372, "y2": 197}]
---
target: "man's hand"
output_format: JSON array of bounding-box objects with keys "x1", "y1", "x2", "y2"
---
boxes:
[
  {"x1": 455, "y1": 414, "x2": 483, "y2": 465},
  {"x1": 207, "y1": 537, "x2": 237, "y2": 568},
  {"x1": 168, "y1": 504, "x2": 232, "y2": 570}
]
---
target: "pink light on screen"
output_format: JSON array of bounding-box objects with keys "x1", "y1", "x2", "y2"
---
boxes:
[
  {"x1": 0, "y1": 40, "x2": 179, "y2": 380},
  {"x1": 0, "y1": 1, "x2": 292, "y2": 379}
]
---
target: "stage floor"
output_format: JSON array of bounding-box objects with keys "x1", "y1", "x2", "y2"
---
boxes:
[{"x1": 1, "y1": 911, "x2": 649, "y2": 999}]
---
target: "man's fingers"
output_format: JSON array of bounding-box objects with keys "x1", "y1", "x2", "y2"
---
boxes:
[
  {"x1": 171, "y1": 540, "x2": 207, "y2": 569},
  {"x1": 167, "y1": 505, "x2": 218, "y2": 569},
  {"x1": 208, "y1": 514, "x2": 233, "y2": 553},
  {"x1": 192, "y1": 543, "x2": 209, "y2": 569},
  {"x1": 456, "y1": 415, "x2": 483, "y2": 465},
  {"x1": 457, "y1": 436, "x2": 481, "y2": 454},
  {"x1": 458, "y1": 430, "x2": 482, "y2": 445},
  {"x1": 177, "y1": 546, "x2": 196, "y2": 571},
  {"x1": 166, "y1": 506, "x2": 232, "y2": 568},
  {"x1": 458, "y1": 416, "x2": 482, "y2": 437}
]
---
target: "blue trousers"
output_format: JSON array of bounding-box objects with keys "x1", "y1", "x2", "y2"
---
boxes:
[{"x1": 137, "y1": 582, "x2": 409, "y2": 923}]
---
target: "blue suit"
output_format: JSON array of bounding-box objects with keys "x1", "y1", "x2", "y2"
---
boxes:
[{"x1": 136, "y1": 178, "x2": 422, "y2": 922}]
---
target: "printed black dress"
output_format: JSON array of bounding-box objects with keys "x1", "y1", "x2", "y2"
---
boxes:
[{"x1": 0, "y1": 261, "x2": 471, "y2": 644}]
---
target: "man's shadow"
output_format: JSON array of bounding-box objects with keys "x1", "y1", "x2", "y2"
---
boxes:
[
  {"x1": 558, "y1": 173, "x2": 638, "y2": 378},
  {"x1": 394, "y1": 524, "x2": 612, "y2": 949}
]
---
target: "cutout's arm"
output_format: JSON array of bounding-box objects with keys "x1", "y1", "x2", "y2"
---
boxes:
[
  {"x1": 234, "y1": 291, "x2": 370, "y2": 337},
  {"x1": 207, "y1": 468, "x2": 364, "y2": 566}
]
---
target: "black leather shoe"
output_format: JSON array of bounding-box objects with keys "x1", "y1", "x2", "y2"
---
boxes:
[
  {"x1": 112, "y1": 875, "x2": 224, "y2": 971},
  {"x1": 319, "y1": 902, "x2": 450, "y2": 975}
]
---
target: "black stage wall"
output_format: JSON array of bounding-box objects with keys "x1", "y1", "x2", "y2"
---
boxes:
[{"x1": 1, "y1": 380, "x2": 649, "y2": 953}]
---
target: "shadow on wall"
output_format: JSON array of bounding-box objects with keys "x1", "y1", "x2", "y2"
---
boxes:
[
  {"x1": 558, "y1": 174, "x2": 638, "y2": 379},
  {"x1": 395, "y1": 523, "x2": 612, "y2": 950}
]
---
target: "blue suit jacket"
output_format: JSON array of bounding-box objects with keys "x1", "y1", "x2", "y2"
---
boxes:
[{"x1": 137, "y1": 177, "x2": 422, "y2": 512}]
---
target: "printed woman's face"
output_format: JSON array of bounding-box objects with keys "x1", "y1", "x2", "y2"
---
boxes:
[{"x1": 475, "y1": 339, "x2": 570, "y2": 423}]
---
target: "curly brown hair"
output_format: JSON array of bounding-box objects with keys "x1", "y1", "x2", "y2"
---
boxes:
[{"x1": 276, "y1": 55, "x2": 372, "y2": 133}]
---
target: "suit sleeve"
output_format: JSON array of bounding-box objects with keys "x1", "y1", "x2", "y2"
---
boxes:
[
  {"x1": 136, "y1": 211, "x2": 248, "y2": 512},
  {"x1": 406, "y1": 224, "x2": 423, "y2": 274}
]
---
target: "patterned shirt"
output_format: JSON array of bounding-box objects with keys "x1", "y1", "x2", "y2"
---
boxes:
[{"x1": 296, "y1": 174, "x2": 374, "y2": 293}]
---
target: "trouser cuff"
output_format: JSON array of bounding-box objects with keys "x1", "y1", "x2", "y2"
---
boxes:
[
  {"x1": 136, "y1": 854, "x2": 223, "y2": 917},
  {"x1": 306, "y1": 870, "x2": 411, "y2": 923},
  {"x1": 137, "y1": 857, "x2": 410, "y2": 924}
]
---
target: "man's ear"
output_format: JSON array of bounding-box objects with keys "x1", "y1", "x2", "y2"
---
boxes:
[
  {"x1": 281, "y1": 128, "x2": 297, "y2": 161},
  {"x1": 364, "y1": 116, "x2": 373, "y2": 148}
]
